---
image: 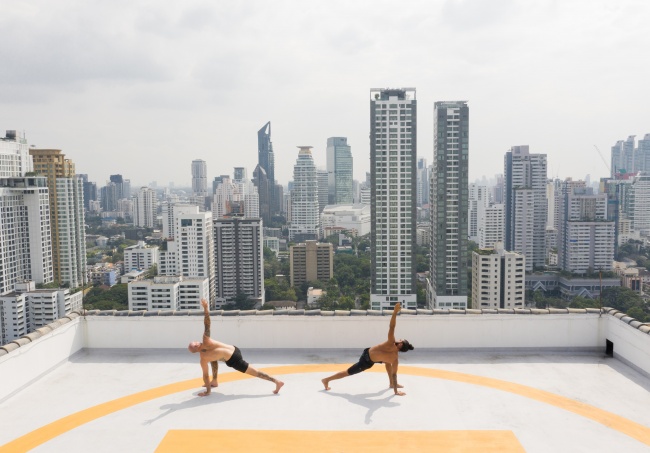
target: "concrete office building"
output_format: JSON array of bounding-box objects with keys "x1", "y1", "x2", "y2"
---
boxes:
[
  {"x1": 326, "y1": 137, "x2": 353, "y2": 205},
  {"x1": 471, "y1": 243, "x2": 525, "y2": 309},
  {"x1": 213, "y1": 217, "x2": 264, "y2": 308},
  {"x1": 504, "y1": 146, "x2": 547, "y2": 272},
  {"x1": 370, "y1": 88, "x2": 418, "y2": 310},
  {"x1": 289, "y1": 147, "x2": 319, "y2": 242},
  {"x1": 290, "y1": 241, "x2": 333, "y2": 288},
  {"x1": 429, "y1": 101, "x2": 469, "y2": 309}
]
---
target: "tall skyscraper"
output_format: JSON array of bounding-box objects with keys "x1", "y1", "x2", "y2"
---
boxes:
[
  {"x1": 289, "y1": 146, "x2": 319, "y2": 241},
  {"x1": 133, "y1": 186, "x2": 157, "y2": 228},
  {"x1": 233, "y1": 167, "x2": 247, "y2": 183},
  {"x1": 30, "y1": 148, "x2": 86, "y2": 289},
  {"x1": 370, "y1": 88, "x2": 417, "y2": 310},
  {"x1": 317, "y1": 168, "x2": 329, "y2": 213},
  {"x1": 213, "y1": 217, "x2": 264, "y2": 308},
  {"x1": 257, "y1": 122, "x2": 276, "y2": 222},
  {"x1": 610, "y1": 136, "x2": 636, "y2": 177},
  {"x1": 326, "y1": 137, "x2": 353, "y2": 205},
  {"x1": 429, "y1": 101, "x2": 469, "y2": 309},
  {"x1": 416, "y1": 158, "x2": 429, "y2": 207},
  {"x1": 504, "y1": 146, "x2": 547, "y2": 272},
  {"x1": 191, "y1": 159, "x2": 208, "y2": 197},
  {"x1": 468, "y1": 184, "x2": 489, "y2": 243}
]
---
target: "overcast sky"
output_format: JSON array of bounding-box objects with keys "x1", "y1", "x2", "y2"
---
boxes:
[{"x1": 2, "y1": 0, "x2": 649, "y2": 188}]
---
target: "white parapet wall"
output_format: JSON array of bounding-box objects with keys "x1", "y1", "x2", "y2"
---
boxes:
[
  {"x1": 0, "y1": 317, "x2": 84, "y2": 402},
  {"x1": 605, "y1": 315, "x2": 650, "y2": 377},
  {"x1": 83, "y1": 314, "x2": 604, "y2": 350}
]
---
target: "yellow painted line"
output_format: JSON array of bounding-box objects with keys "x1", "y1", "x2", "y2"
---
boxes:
[
  {"x1": 155, "y1": 430, "x2": 525, "y2": 453},
  {"x1": 1, "y1": 363, "x2": 649, "y2": 452}
]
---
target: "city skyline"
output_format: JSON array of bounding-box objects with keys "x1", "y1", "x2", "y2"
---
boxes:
[{"x1": 2, "y1": 1, "x2": 649, "y2": 187}]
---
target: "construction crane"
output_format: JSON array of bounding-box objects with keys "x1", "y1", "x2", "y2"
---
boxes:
[{"x1": 593, "y1": 145, "x2": 611, "y2": 174}]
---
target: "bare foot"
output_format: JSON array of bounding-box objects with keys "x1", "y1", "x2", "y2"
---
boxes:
[
  {"x1": 322, "y1": 378, "x2": 331, "y2": 391},
  {"x1": 273, "y1": 381, "x2": 284, "y2": 394},
  {"x1": 198, "y1": 391, "x2": 211, "y2": 397},
  {"x1": 203, "y1": 382, "x2": 218, "y2": 388}
]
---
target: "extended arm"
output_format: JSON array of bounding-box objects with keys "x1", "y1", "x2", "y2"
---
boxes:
[
  {"x1": 387, "y1": 302, "x2": 401, "y2": 342},
  {"x1": 201, "y1": 299, "x2": 210, "y2": 339}
]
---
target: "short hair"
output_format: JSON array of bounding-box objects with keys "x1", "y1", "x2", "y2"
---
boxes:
[{"x1": 399, "y1": 339, "x2": 414, "y2": 353}]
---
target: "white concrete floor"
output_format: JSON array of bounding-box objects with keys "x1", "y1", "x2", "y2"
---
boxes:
[{"x1": 1, "y1": 349, "x2": 650, "y2": 452}]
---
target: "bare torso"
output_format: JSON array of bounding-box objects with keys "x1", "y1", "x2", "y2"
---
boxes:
[
  {"x1": 199, "y1": 338, "x2": 235, "y2": 363},
  {"x1": 368, "y1": 341, "x2": 399, "y2": 364}
]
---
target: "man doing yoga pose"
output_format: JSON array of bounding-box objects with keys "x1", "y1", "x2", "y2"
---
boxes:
[
  {"x1": 188, "y1": 299, "x2": 284, "y2": 396},
  {"x1": 321, "y1": 302, "x2": 414, "y2": 395}
]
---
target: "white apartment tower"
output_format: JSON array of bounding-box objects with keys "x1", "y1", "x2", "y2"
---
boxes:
[
  {"x1": 124, "y1": 241, "x2": 159, "y2": 271},
  {"x1": 629, "y1": 172, "x2": 650, "y2": 233},
  {"x1": 128, "y1": 276, "x2": 209, "y2": 311},
  {"x1": 326, "y1": 137, "x2": 353, "y2": 205},
  {"x1": 478, "y1": 203, "x2": 504, "y2": 249},
  {"x1": 133, "y1": 186, "x2": 157, "y2": 228},
  {"x1": 468, "y1": 184, "x2": 490, "y2": 243},
  {"x1": 0, "y1": 130, "x2": 33, "y2": 177},
  {"x1": 370, "y1": 88, "x2": 417, "y2": 310},
  {"x1": 429, "y1": 101, "x2": 469, "y2": 310},
  {"x1": 158, "y1": 204, "x2": 214, "y2": 307},
  {"x1": 317, "y1": 169, "x2": 329, "y2": 213},
  {"x1": 471, "y1": 244, "x2": 525, "y2": 309},
  {"x1": 289, "y1": 147, "x2": 319, "y2": 242},
  {"x1": 213, "y1": 217, "x2": 264, "y2": 308},
  {"x1": 504, "y1": 146, "x2": 547, "y2": 272}
]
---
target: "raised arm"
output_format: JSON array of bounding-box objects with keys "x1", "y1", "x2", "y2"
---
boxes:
[
  {"x1": 201, "y1": 299, "x2": 211, "y2": 339},
  {"x1": 387, "y1": 302, "x2": 401, "y2": 342}
]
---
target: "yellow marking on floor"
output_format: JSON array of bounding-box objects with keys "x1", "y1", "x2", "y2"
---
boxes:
[
  {"x1": 2, "y1": 363, "x2": 649, "y2": 452},
  {"x1": 155, "y1": 430, "x2": 525, "y2": 453}
]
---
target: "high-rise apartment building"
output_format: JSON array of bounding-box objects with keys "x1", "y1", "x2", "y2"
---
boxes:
[
  {"x1": 477, "y1": 203, "x2": 504, "y2": 249},
  {"x1": 557, "y1": 187, "x2": 614, "y2": 273},
  {"x1": 326, "y1": 137, "x2": 353, "y2": 205},
  {"x1": 133, "y1": 186, "x2": 157, "y2": 228},
  {"x1": 370, "y1": 88, "x2": 417, "y2": 310},
  {"x1": 213, "y1": 217, "x2": 264, "y2": 308},
  {"x1": 191, "y1": 160, "x2": 208, "y2": 197},
  {"x1": 429, "y1": 101, "x2": 469, "y2": 309},
  {"x1": 289, "y1": 146, "x2": 319, "y2": 242},
  {"x1": 504, "y1": 146, "x2": 547, "y2": 272},
  {"x1": 471, "y1": 244, "x2": 525, "y2": 309},
  {"x1": 289, "y1": 241, "x2": 333, "y2": 288},
  {"x1": 128, "y1": 276, "x2": 209, "y2": 311},
  {"x1": 0, "y1": 130, "x2": 33, "y2": 177},
  {"x1": 468, "y1": 184, "x2": 489, "y2": 243},
  {"x1": 416, "y1": 158, "x2": 429, "y2": 207},
  {"x1": 30, "y1": 148, "x2": 86, "y2": 289},
  {"x1": 629, "y1": 172, "x2": 650, "y2": 233},
  {"x1": 158, "y1": 204, "x2": 214, "y2": 306},
  {"x1": 317, "y1": 169, "x2": 329, "y2": 213}
]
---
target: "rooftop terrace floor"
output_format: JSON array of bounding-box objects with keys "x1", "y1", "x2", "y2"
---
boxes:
[{"x1": 1, "y1": 349, "x2": 650, "y2": 452}]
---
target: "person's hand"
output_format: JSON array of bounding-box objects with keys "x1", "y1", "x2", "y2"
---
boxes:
[
  {"x1": 201, "y1": 299, "x2": 208, "y2": 310},
  {"x1": 394, "y1": 390, "x2": 406, "y2": 396},
  {"x1": 394, "y1": 302, "x2": 401, "y2": 312},
  {"x1": 198, "y1": 390, "x2": 211, "y2": 397}
]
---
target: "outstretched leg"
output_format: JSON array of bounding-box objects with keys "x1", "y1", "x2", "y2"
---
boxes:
[
  {"x1": 245, "y1": 366, "x2": 284, "y2": 394},
  {"x1": 322, "y1": 370, "x2": 350, "y2": 390}
]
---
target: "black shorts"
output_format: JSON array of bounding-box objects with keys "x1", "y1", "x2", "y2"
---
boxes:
[
  {"x1": 225, "y1": 346, "x2": 250, "y2": 373},
  {"x1": 347, "y1": 348, "x2": 375, "y2": 375}
]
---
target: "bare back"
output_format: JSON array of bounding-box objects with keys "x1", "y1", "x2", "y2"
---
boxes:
[
  {"x1": 368, "y1": 341, "x2": 399, "y2": 364},
  {"x1": 199, "y1": 338, "x2": 235, "y2": 363}
]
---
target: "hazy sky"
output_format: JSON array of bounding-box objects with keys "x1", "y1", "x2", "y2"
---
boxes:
[{"x1": 2, "y1": 0, "x2": 649, "y2": 188}]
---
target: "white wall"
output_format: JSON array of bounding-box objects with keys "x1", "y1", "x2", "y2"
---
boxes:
[
  {"x1": 0, "y1": 318, "x2": 84, "y2": 402},
  {"x1": 605, "y1": 316, "x2": 650, "y2": 377},
  {"x1": 84, "y1": 314, "x2": 604, "y2": 350}
]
